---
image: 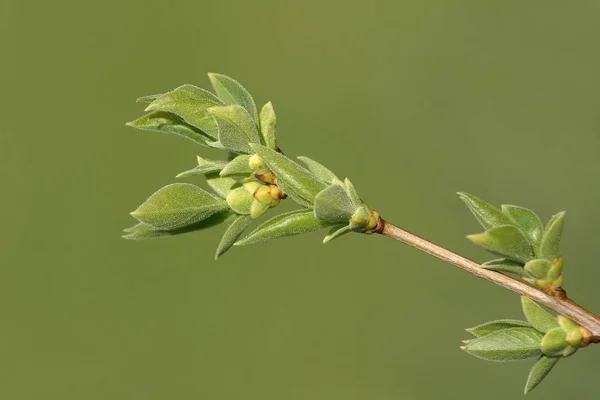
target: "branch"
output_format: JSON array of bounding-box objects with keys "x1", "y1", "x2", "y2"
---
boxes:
[{"x1": 377, "y1": 219, "x2": 600, "y2": 339}]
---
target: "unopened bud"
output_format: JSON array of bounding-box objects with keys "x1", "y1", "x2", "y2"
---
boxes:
[
  {"x1": 250, "y1": 200, "x2": 270, "y2": 219},
  {"x1": 254, "y1": 185, "x2": 272, "y2": 204},
  {"x1": 255, "y1": 171, "x2": 276, "y2": 184},
  {"x1": 226, "y1": 187, "x2": 254, "y2": 215},
  {"x1": 248, "y1": 154, "x2": 265, "y2": 170}
]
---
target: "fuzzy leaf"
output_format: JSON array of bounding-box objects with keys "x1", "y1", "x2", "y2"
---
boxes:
[
  {"x1": 466, "y1": 319, "x2": 532, "y2": 337},
  {"x1": 461, "y1": 327, "x2": 543, "y2": 362},
  {"x1": 220, "y1": 155, "x2": 253, "y2": 177},
  {"x1": 314, "y1": 184, "x2": 356, "y2": 223},
  {"x1": 521, "y1": 297, "x2": 559, "y2": 333},
  {"x1": 501, "y1": 205, "x2": 544, "y2": 252},
  {"x1": 481, "y1": 258, "x2": 524, "y2": 278},
  {"x1": 344, "y1": 179, "x2": 362, "y2": 207},
  {"x1": 136, "y1": 94, "x2": 162, "y2": 104},
  {"x1": 131, "y1": 183, "x2": 229, "y2": 230},
  {"x1": 126, "y1": 111, "x2": 213, "y2": 146},
  {"x1": 458, "y1": 192, "x2": 513, "y2": 229},
  {"x1": 215, "y1": 215, "x2": 252, "y2": 259},
  {"x1": 209, "y1": 105, "x2": 261, "y2": 154},
  {"x1": 123, "y1": 212, "x2": 233, "y2": 240},
  {"x1": 540, "y1": 328, "x2": 570, "y2": 356},
  {"x1": 259, "y1": 102, "x2": 277, "y2": 150},
  {"x1": 539, "y1": 212, "x2": 566, "y2": 261},
  {"x1": 467, "y1": 225, "x2": 534, "y2": 262},
  {"x1": 235, "y1": 210, "x2": 332, "y2": 246},
  {"x1": 145, "y1": 85, "x2": 223, "y2": 138},
  {"x1": 208, "y1": 73, "x2": 258, "y2": 124},
  {"x1": 323, "y1": 225, "x2": 352, "y2": 243},
  {"x1": 297, "y1": 156, "x2": 339, "y2": 184},
  {"x1": 524, "y1": 259, "x2": 552, "y2": 279},
  {"x1": 524, "y1": 356, "x2": 560, "y2": 394},
  {"x1": 206, "y1": 173, "x2": 239, "y2": 199},
  {"x1": 176, "y1": 158, "x2": 228, "y2": 178},
  {"x1": 250, "y1": 143, "x2": 328, "y2": 207}
]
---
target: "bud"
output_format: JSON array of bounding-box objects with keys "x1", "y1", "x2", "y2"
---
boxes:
[
  {"x1": 540, "y1": 327, "x2": 569, "y2": 356},
  {"x1": 248, "y1": 154, "x2": 265, "y2": 170},
  {"x1": 524, "y1": 259, "x2": 552, "y2": 279},
  {"x1": 226, "y1": 187, "x2": 254, "y2": 215},
  {"x1": 254, "y1": 185, "x2": 273, "y2": 204},
  {"x1": 255, "y1": 171, "x2": 277, "y2": 184},
  {"x1": 250, "y1": 200, "x2": 270, "y2": 219}
]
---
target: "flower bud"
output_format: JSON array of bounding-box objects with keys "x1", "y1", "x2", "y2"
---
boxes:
[
  {"x1": 248, "y1": 154, "x2": 265, "y2": 170},
  {"x1": 226, "y1": 187, "x2": 254, "y2": 215}
]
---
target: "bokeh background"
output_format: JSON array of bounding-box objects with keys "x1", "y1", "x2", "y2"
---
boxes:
[{"x1": 2, "y1": 1, "x2": 600, "y2": 399}]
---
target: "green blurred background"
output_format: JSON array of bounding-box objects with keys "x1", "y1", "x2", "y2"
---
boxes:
[{"x1": 2, "y1": 1, "x2": 600, "y2": 398}]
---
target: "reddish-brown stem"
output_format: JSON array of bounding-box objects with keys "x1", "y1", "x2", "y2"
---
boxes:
[{"x1": 377, "y1": 219, "x2": 600, "y2": 339}]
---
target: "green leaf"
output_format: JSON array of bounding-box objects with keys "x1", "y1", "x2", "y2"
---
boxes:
[
  {"x1": 176, "y1": 158, "x2": 228, "y2": 178},
  {"x1": 524, "y1": 356, "x2": 560, "y2": 394},
  {"x1": 344, "y1": 179, "x2": 362, "y2": 207},
  {"x1": 297, "y1": 156, "x2": 339, "y2": 184},
  {"x1": 521, "y1": 298, "x2": 559, "y2": 333},
  {"x1": 481, "y1": 258, "x2": 524, "y2": 278},
  {"x1": 524, "y1": 259, "x2": 552, "y2": 279},
  {"x1": 458, "y1": 192, "x2": 513, "y2": 229},
  {"x1": 461, "y1": 327, "x2": 543, "y2": 361},
  {"x1": 145, "y1": 84, "x2": 224, "y2": 138},
  {"x1": 208, "y1": 73, "x2": 258, "y2": 124},
  {"x1": 215, "y1": 215, "x2": 252, "y2": 259},
  {"x1": 136, "y1": 94, "x2": 162, "y2": 104},
  {"x1": 130, "y1": 183, "x2": 229, "y2": 230},
  {"x1": 122, "y1": 212, "x2": 233, "y2": 240},
  {"x1": 314, "y1": 184, "x2": 356, "y2": 223},
  {"x1": 206, "y1": 172, "x2": 239, "y2": 199},
  {"x1": 466, "y1": 319, "x2": 532, "y2": 337},
  {"x1": 235, "y1": 210, "x2": 332, "y2": 246},
  {"x1": 539, "y1": 212, "x2": 566, "y2": 261},
  {"x1": 540, "y1": 328, "x2": 570, "y2": 356},
  {"x1": 220, "y1": 155, "x2": 253, "y2": 177},
  {"x1": 250, "y1": 143, "x2": 328, "y2": 207},
  {"x1": 467, "y1": 225, "x2": 534, "y2": 262},
  {"x1": 323, "y1": 225, "x2": 352, "y2": 243},
  {"x1": 209, "y1": 105, "x2": 261, "y2": 154},
  {"x1": 501, "y1": 205, "x2": 544, "y2": 252},
  {"x1": 126, "y1": 111, "x2": 213, "y2": 146},
  {"x1": 259, "y1": 102, "x2": 277, "y2": 150}
]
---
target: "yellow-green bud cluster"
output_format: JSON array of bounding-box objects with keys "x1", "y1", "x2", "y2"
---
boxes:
[
  {"x1": 349, "y1": 205, "x2": 380, "y2": 233},
  {"x1": 226, "y1": 181, "x2": 285, "y2": 219},
  {"x1": 540, "y1": 315, "x2": 591, "y2": 357},
  {"x1": 523, "y1": 257, "x2": 564, "y2": 293}
]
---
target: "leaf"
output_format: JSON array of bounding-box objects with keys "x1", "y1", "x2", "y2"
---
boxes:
[
  {"x1": 540, "y1": 328, "x2": 569, "y2": 356},
  {"x1": 501, "y1": 205, "x2": 544, "y2": 252},
  {"x1": 259, "y1": 102, "x2": 277, "y2": 150},
  {"x1": 206, "y1": 172, "x2": 239, "y2": 199},
  {"x1": 467, "y1": 225, "x2": 534, "y2": 262},
  {"x1": 208, "y1": 73, "x2": 258, "y2": 124},
  {"x1": 176, "y1": 158, "x2": 228, "y2": 178},
  {"x1": 209, "y1": 105, "x2": 261, "y2": 154},
  {"x1": 314, "y1": 184, "x2": 356, "y2": 223},
  {"x1": 122, "y1": 212, "x2": 233, "y2": 240},
  {"x1": 344, "y1": 179, "x2": 362, "y2": 207},
  {"x1": 466, "y1": 319, "x2": 532, "y2": 337},
  {"x1": 126, "y1": 111, "x2": 213, "y2": 146},
  {"x1": 481, "y1": 258, "x2": 524, "y2": 278},
  {"x1": 297, "y1": 156, "x2": 339, "y2": 184},
  {"x1": 461, "y1": 327, "x2": 543, "y2": 362},
  {"x1": 215, "y1": 215, "x2": 252, "y2": 259},
  {"x1": 145, "y1": 85, "x2": 224, "y2": 138},
  {"x1": 250, "y1": 143, "x2": 328, "y2": 207},
  {"x1": 521, "y1": 297, "x2": 559, "y2": 333},
  {"x1": 524, "y1": 356, "x2": 560, "y2": 394},
  {"x1": 323, "y1": 225, "x2": 352, "y2": 243},
  {"x1": 458, "y1": 192, "x2": 513, "y2": 229},
  {"x1": 136, "y1": 94, "x2": 162, "y2": 104},
  {"x1": 235, "y1": 210, "x2": 332, "y2": 246},
  {"x1": 524, "y1": 259, "x2": 552, "y2": 279},
  {"x1": 130, "y1": 183, "x2": 229, "y2": 230},
  {"x1": 220, "y1": 155, "x2": 253, "y2": 177},
  {"x1": 539, "y1": 212, "x2": 566, "y2": 261}
]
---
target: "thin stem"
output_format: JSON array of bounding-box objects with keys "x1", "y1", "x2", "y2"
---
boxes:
[{"x1": 377, "y1": 219, "x2": 600, "y2": 338}]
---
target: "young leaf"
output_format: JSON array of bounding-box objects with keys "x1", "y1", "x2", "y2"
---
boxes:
[
  {"x1": 136, "y1": 94, "x2": 162, "y2": 104},
  {"x1": 467, "y1": 225, "x2": 534, "y2": 262},
  {"x1": 123, "y1": 212, "x2": 233, "y2": 240},
  {"x1": 481, "y1": 258, "x2": 524, "y2": 278},
  {"x1": 344, "y1": 179, "x2": 362, "y2": 207},
  {"x1": 523, "y1": 259, "x2": 552, "y2": 279},
  {"x1": 130, "y1": 183, "x2": 229, "y2": 230},
  {"x1": 458, "y1": 192, "x2": 513, "y2": 229},
  {"x1": 206, "y1": 172, "x2": 239, "y2": 199},
  {"x1": 126, "y1": 111, "x2": 213, "y2": 146},
  {"x1": 145, "y1": 85, "x2": 224, "y2": 138},
  {"x1": 208, "y1": 73, "x2": 258, "y2": 124},
  {"x1": 250, "y1": 143, "x2": 328, "y2": 206},
  {"x1": 323, "y1": 225, "x2": 352, "y2": 243},
  {"x1": 235, "y1": 210, "x2": 332, "y2": 246},
  {"x1": 540, "y1": 328, "x2": 570, "y2": 356},
  {"x1": 208, "y1": 105, "x2": 261, "y2": 154},
  {"x1": 297, "y1": 156, "x2": 339, "y2": 184},
  {"x1": 466, "y1": 319, "x2": 532, "y2": 337},
  {"x1": 501, "y1": 205, "x2": 544, "y2": 252},
  {"x1": 521, "y1": 297, "x2": 559, "y2": 333},
  {"x1": 259, "y1": 102, "x2": 277, "y2": 150},
  {"x1": 461, "y1": 327, "x2": 543, "y2": 361},
  {"x1": 220, "y1": 155, "x2": 253, "y2": 177},
  {"x1": 524, "y1": 356, "x2": 560, "y2": 394},
  {"x1": 314, "y1": 184, "x2": 357, "y2": 224},
  {"x1": 215, "y1": 215, "x2": 252, "y2": 259},
  {"x1": 176, "y1": 158, "x2": 228, "y2": 178},
  {"x1": 539, "y1": 212, "x2": 566, "y2": 261}
]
